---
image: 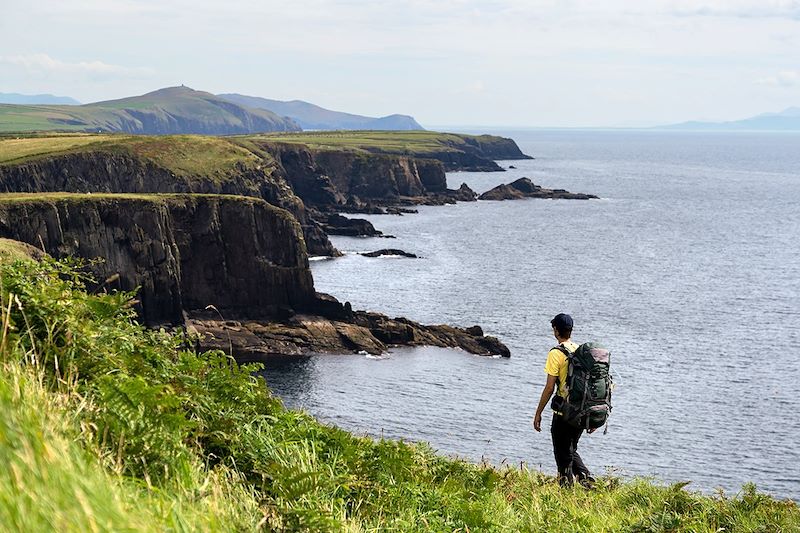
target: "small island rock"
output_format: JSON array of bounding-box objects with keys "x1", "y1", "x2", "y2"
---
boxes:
[
  {"x1": 478, "y1": 177, "x2": 598, "y2": 201},
  {"x1": 360, "y1": 249, "x2": 418, "y2": 258}
]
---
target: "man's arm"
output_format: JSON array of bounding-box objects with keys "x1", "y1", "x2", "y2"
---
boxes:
[{"x1": 533, "y1": 374, "x2": 558, "y2": 432}]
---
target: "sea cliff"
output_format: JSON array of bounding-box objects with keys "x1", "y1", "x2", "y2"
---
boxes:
[{"x1": 0, "y1": 194, "x2": 314, "y2": 325}]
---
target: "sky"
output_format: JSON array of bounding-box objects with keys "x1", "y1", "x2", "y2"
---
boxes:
[{"x1": 1, "y1": 0, "x2": 799, "y2": 127}]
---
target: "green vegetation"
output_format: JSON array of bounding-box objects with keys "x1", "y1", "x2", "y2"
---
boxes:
[
  {"x1": 253, "y1": 130, "x2": 494, "y2": 155},
  {"x1": 0, "y1": 86, "x2": 298, "y2": 134},
  {"x1": 0, "y1": 256, "x2": 796, "y2": 531},
  {"x1": 0, "y1": 238, "x2": 42, "y2": 262},
  {"x1": 119, "y1": 135, "x2": 265, "y2": 178},
  {"x1": 0, "y1": 134, "x2": 111, "y2": 164},
  {"x1": 0, "y1": 134, "x2": 272, "y2": 183}
]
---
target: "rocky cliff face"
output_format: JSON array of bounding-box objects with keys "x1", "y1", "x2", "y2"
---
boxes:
[
  {"x1": 452, "y1": 135, "x2": 533, "y2": 161},
  {"x1": 0, "y1": 150, "x2": 338, "y2": 257},
  {"x1": 0, "y1": 195, "x2": 315, "y2": 325},
  {"x1": 263, "y1": 143, "x2": 448, "y2": 207}
]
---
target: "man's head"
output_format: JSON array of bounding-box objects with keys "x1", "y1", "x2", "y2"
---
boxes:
[{"x1": 551, "y1": 313, "x2": 573, "y2": 340}]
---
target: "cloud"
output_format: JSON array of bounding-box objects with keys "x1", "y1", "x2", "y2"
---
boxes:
[
  {"x1": 0, "y1": 53, "x2": 154, "y2": 79},
  {"x1": 756, "y1": 69, "x2": 800, "y2": 86},
  {"x1": 669, "y1": 0, "x2": 800, "y2": 20}
]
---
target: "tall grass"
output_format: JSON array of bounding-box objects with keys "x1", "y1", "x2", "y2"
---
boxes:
[{"x1": 0, "y1": 257, "x2": 797, "y2": 532}]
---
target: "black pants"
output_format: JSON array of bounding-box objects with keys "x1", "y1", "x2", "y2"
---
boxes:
[{"x1": 550, "y1": 414, "x2": 591, "y2": 484}]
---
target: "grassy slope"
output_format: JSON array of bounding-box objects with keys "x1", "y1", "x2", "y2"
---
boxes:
[
  {"x1": 0, "y1": 87, "x2": 297, "y2": 134},
  {"x1": 0, "y1": 257, "x2": 796, "y2": 532},
  {"x1": 252, "y1": 130, "x2": 494, "y2": 155},
  {"x1": 0, "y1": 134, "x2": 270, "y2": 184},
  {"x1": 0, "y1": 238, "x2": 43, "y2": 262}
]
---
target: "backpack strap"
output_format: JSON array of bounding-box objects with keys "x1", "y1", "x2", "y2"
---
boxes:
[
  {"x1": 554, "y1": 344, "x2": 576, "y2": 381},
  {"x1": 554, "y1": 343, "x2": 575, "y2": 357}
]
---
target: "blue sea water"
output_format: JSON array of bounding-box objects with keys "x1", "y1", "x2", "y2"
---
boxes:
[{"x1": 259, "y1": 130, "x2": 800, "y2": 500}]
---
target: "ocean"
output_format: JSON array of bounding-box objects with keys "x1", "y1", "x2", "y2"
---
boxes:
[{"x1": 258, "y1": 130, "x2": 800, "y2": 500}]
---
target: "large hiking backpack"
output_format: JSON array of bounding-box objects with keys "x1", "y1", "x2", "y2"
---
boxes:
[{"x1": 553, "y1": 342, "x2": 612, "y2": 430}]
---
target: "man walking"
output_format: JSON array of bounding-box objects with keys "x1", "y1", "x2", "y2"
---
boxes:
[{"x1": 533, "y1": 313, "x2": 596, "y2": 487}]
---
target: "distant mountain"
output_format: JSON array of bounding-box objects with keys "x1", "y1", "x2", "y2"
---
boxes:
[
  {"x1": 660, "y1": 107, "x2": 800, "y2": 131},
  {"x1": 0, "y1": 92, "x2": 81, "y2": 105},
  {"x1": 0, "y1": 86, "x2": 300, "y2": 134},
  {"x1": 218, "y1": 93, "x2": 424, "y2": 131}
]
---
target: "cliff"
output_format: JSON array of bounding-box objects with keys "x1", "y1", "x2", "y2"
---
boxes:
[
  {"x1": 257, "y1": 141, "x2": 449, "y2": 207},
  {"x1": 0, "y1": 194, "x2": 315, "y2": 325},
  {"x1": 0, "y1": 194, "x2": 509, "y2": 356},
  {"x1": 0, "y1": 132, "x2": 533, "y2": 256},
  {"x1": 0, "y1": 136, "x2": 338, "y2": 256},
  {"x1": 248, "y1": 131, "x2": 532, "y2": 173}
]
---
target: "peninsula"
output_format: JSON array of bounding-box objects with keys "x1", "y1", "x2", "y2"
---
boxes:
[{"x1": 0, "y1": 131, "x2": 532, "y2": 358}]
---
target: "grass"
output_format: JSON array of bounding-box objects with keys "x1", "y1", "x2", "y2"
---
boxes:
[
  {"x1": 0, "y1": 135, "x2": 113, "y2": 164},
  {"x1": 247, "y1": 130, "x2": 499, "y2": 155},
  {"x1": 122, "y1": 135, "x2": 265, "y2": 178},
  {"x1": 0, "y1": 87, "x2": 296, "y2": 134},
  {"x1": 0, "y1": 239, "x2": 42, "y2": 263},
  {"x1": 0, "y1": 256, "x2": 796, "y2": 531},
  {"x1": 0, "y1": 134, "x2": 270, "y2": 183},
  {"x1": 0, "y1": 104, "x2": 124, "y2": 134}
]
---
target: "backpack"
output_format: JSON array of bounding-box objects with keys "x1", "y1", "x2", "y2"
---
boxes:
[{"x1": 552, "y1": 342, "x2": 612, "y2": 430}]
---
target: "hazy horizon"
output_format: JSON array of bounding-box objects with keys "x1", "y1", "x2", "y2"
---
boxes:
[{"x1": 2, "y1": 1, "x2": 800, "y2": 128}]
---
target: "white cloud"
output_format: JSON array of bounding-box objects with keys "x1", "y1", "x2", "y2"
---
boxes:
[
  {"x1": 668, "y1": 0, "x2": 800, "y2": 19},
  {"x1": 0, "y1": 53, "x2": 154, "y2": 79},
  {"x1": 756, "y1": 69, "x2": 800, "y2": 86}
]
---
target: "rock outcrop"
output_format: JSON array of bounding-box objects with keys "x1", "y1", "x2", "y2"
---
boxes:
[
  {"x1": 318, "y1": 213, "x2": 384, "y2": 237},
  {"x1": 0, "y1": 194, "x2": 316, "y2": 325},
  {"x1": 449, "y1": 183, "x2": 478, "y2": 202},
  {"x1": 360, "y1": 249, "x2": 417, "y2": 258},
  {"x1": 263, "y1": 142, "x2": 448, "y2": 205},
  {"x1": 478, "y1": 178, "x2": 598, "y2": 201},
  {"x1": 188, "y1": 310, "x2": 510, "y2": 360}
]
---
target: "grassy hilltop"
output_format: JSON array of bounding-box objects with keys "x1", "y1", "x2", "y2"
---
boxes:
[
  {"x1": 0, "y1": 256, "x2": 796, "y2": 531},
  {"x1": 0, "y1": 87, "x2": 299, "y2": 135},
  {"x1": 256, "y1": 129, "x2": 530, "y2": 158},
  {"x1": 0, "y1": 134, "x2": 266, "y2": 180}
]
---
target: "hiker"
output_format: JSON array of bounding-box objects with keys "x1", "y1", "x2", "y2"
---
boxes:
[{"x1": 532, "y1": 313, "x2": 596, "y2": 487}]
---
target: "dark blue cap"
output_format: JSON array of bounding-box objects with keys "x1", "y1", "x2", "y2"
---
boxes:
[{"x1": 551, "y1": 313, "x2": 573, "y2": 331}]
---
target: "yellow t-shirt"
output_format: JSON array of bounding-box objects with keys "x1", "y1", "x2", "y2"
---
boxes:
[{"x1": 545, "y1": 341, "x2": 578, "y2": 399}]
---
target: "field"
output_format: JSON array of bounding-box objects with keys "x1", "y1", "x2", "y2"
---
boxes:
[
  {"x1": 255, "y1": 129, "x2": 497, "y2": 154},
  {"x1": 0, "y1": 134, "x2": 267, "y2": 180}
]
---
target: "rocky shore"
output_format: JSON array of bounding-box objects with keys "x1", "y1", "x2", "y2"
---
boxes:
[
  {"x1": 188, "y1": 308, "x2": 509, "y2": 360},
  {"x1": 0, "y1": 132, "x2": 560, "y2": 360},
  {"x1": 0, "y1": 192, "x2": 509, "y2": 358}
]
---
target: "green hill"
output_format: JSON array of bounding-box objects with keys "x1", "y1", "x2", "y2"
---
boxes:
[
  {"x1": 219, "y1": 93, "x2": 424, "y2": 130},
  {"x1": 0, "y1": 86, "x2": 300, "y2": 134}
]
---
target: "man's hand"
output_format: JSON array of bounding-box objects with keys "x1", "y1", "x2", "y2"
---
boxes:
[{"x1": 533, "y1": 412, "x2": 543, "y2": 432}]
